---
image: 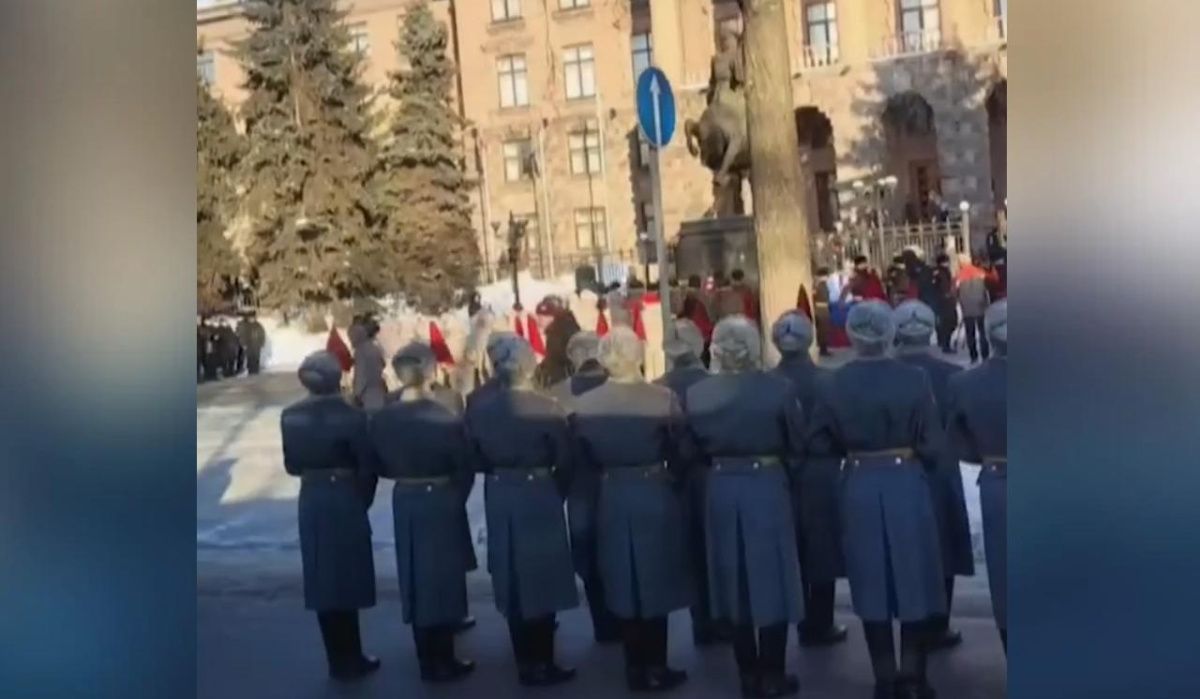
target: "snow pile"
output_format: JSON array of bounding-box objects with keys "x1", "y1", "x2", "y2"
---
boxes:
[{"x1": 258, "y1": 272, "x2": 580, "y2": 372}]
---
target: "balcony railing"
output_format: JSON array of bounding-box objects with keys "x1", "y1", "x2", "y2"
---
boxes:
[
  {"x1": 872, "y1": 28, "x2": 947, "y2": 60},
  {"x1": 989, "y1": 15, "x2": 1007, "y2": 43},
  {"x1": 793, "y1": 44, "x2": 841, "y2": 73}
]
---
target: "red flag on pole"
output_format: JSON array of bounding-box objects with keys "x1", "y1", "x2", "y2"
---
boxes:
[
  {"x1": 514, "y1": 313, "x2": 525, "y2": 339},
  {"x1": 596, "y1": 310, "x2": 610, "y2": 337},
  {"x1": 526, "y1": 315, "x2": 546, "y2": 357},
  {"x1": 428, "y1": 321, "x2": 455, "y2": 365},
  {"x1": 630, "y1": 300, "x2": 647, "y2": 341},
  {"x1": 325, "y1": 327, "x2": 353, "y2": 372}
]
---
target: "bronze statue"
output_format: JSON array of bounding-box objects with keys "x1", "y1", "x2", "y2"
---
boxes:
[{"x1": 684, "y1": 28, "x2": 751, "y2": 217}]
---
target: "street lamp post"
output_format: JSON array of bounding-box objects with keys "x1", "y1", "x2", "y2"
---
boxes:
[
  {"x1": 505, "y1": 212, "x2": 527, "y2": 310},
  {"x1": 958, "y1": 200, "x2": 971, "y2": 260},
  {"x1": 490, "y1": 220, "x2": 502, "y2": 288}
]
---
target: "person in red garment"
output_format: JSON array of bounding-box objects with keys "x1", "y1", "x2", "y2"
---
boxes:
[
  {"x1": 679, "y1": 275, "x2": 715, "y2": 367},
  {"x1": 841, "y1": 256, "x2": 888, "y2": 304},
  {"x1": 730, "y1": 269, "x2": 760, "y2": 324}
]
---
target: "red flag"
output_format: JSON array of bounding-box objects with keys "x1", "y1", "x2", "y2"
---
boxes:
[
  {"x1": 325, "y1": 327, "x2": 353, "y2": 373},
  {"x1": 595, "y1": 310, "x2": 610, "y2": 337},
  {"x1": 526, "y1": 315, "x2": 546, "y2": 357},
  {"x1": 514, "y1": 313, "x2": 525, "y2": 339},
  {"x1": 630, "y1": 300, "x2": 647, "y2": 341},
  {"x1": 428, "y1": 321, "x2": 455, "y2": 365},
  {"x1": 796, "y1": 284, "x2": 813, "y2": 320}
]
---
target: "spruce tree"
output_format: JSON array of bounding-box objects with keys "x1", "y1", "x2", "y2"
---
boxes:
[
  {"x1": 197, "y1": 75, "x2": 244, "y2": 316},
  {"x1": 372, "y1": 0, "x2": 481, "y2": 315},
  {"x1": 234, "y1": 0, "x2": 381, "y2": 316}
]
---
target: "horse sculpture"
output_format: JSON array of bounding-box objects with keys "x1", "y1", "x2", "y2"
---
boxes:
[{"x1": 684, "y1": 28, "x2": 751, "y2": 218}]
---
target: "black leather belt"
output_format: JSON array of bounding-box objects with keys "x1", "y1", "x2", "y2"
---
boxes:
[
  {"x1": 488, "y1": 467, "x2": 556, "y2": 483},
  {"x1": 603, "y1": 463, "x2": 668, "y2": 480},
  {"x1": 395, "y1": 475, "x2": 453, "y2": 491},
  {"x1": 712, "y1": 455, "x2": 783, "y2": 473},
  {"x1": 982, "y1": 456, "x2": 1007, "y2": 472},
  {"x1": 844, "y1": 448, "x2": 915, "y2": 467},
  {"x1": 301, "y1": 468, "x2": 356, "y2": 483}
]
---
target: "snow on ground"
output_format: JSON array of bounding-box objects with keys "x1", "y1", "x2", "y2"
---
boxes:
[{"x1": 257, "y1": 272, "x2": 579, "y2": 372}]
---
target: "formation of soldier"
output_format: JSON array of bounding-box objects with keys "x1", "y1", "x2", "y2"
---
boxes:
[
  {"x1": 279, "y1": 296, "x2": 1008, "y2": 698},
  {"x1": 197, "y1": 313, "x2": 266, "y2": 382}
]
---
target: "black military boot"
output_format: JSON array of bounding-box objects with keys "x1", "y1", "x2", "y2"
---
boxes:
[
  {"x1": 325, "y1": 612, "x2": 380, "y2": 682},
  {"x1": 453, "y1": 615, "x2": 477, "y2": 634},
  {"x1": 433, "y1": 625, "x2": 475, "y2": 681},
  {"x1": 732, "y1": 624, "x2": 763, "y2": 698},
  {"x1": 585, "y1": 578, "x2": 621, "y2": 643},
  {"x1": 863, "y1": 621, "x2": 898, "y2": 699},
  {"x1": 897, "y1": 621, "x2": 935, "y2": 699},
  {"x1": 928, "y1": 578, "x2": 962, "y2": 651},
  {"x1": 633, "y1": 618, "x2": 688, "y2": 692},
  {"x1": 623, "y1": 619, "x2": 646, "y2": 689},
  {"x1": 799, "y1": 582, "x2": 848, "y2": 647},
  {"x1": 755, "y1": 623, "x2": 798, "y2": 698},
  {"x1": 519, "y1": 617, "x2": 576, "y2": 687}
]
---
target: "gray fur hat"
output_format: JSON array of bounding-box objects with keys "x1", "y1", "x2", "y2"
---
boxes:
[
  {"x1": 892, "y1": 300, "x2": 936, "y2": 344},
  {"x1": 847, "y1": 300, "x2": 896, "y2": 356},
  {"x1": 490, "y1": 334, "x2": 537, "y2": 380},
  {"x1": 566, "y1": 331, "x2": 602, "y2": 370},
  {"x1": 770, "y1": 310, "x2": 814, "y2": 354},
  {"x1": 711, "y1": 315, "x2": 762, "y2": 372},
  {"x1": 664, "y1": 318, "x2": 705, "y2": 359},
  {"x1": 985, "y1": 300, "x2": 1008, "y2": 352},
  {"x1": 485, "y1": 331, "x2": 518, "y2": 365},
  {"x1": 392, "y1": 341, "x2": 437, "y2": 386},
  {"x1": 297, "y1": 351, "x2": 342, "y2": 395},
  {"x1": 598, "y1": 326, "x2": 643, "y2": 377}
]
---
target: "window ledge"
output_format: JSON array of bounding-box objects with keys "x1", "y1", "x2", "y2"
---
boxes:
[
  {"x1": 553, "y1": 6, "x2": 594, "y2": 20},
  {"x1": 488, "y1": 18, "x2": 526, "y2": 33}
]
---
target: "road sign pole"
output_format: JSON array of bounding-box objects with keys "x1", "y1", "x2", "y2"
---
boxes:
[{"x1": 649, "y1": 77, "x2": 673, "y2": 353}]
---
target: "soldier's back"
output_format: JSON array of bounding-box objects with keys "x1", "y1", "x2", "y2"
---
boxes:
[
  {"x1": 654, "y1": 365, "x2": 708, "y2": 409},
  {"x1": 371, "y1": 398, "x2": 465, "y2": 480},
  {"x1": 466, "y1": 386, "x2": 566, "y2": 470},
  {"x1": 821, "y1": 359, "x2": 935, "y2": 451},
  {"x1": 281, "y1": 396, "x2": 367, "y2": 472},
  {"x1": 948, "y1": 359, "x2": 1006, "y2": 457},
  {"x1": 572, "y1": 381, "x2": 679, "y2": 467},
  {"x1": 686, "y1": 371, "x2": 797, "y2": 456},
  {"x1": 896, "y1": 352, "x2": 962, "y2": 419}
]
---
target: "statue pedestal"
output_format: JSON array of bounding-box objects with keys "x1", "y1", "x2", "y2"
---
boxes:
[{"x1": 673, "y1": 216, "x2": 758, "y2": 284}]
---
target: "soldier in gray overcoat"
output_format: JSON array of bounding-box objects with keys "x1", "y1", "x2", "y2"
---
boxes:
[
  {"x1": 768, "y1": 311, "x2": 848, "y2": 648},
  {"x1": 807, "y1": 301, "x2": 945, "y2": 699},
  {"x1": 945, "y1": 300, "x2": 1007, "y2": 655},
  {"x1": 237, "y1": 313, "x2": 267, "y2": 375},
  {"x1": 280, "y1": 351, "x2": 381, "y2": 682},
  {"x1": 685, "y1": 316, "x2": 805, "y2": 699},
  {"x1": 464, "y1": 335, "x2": 579, "y2": 687},
  {"x1": 572, "y1": 327, "x2": 691, "y2": 692},
  {"x1": 548, "y1": 331, "x2": 621, "y2": 643},
  {"x1": 350, "y1": 316, "x2": 387, "y2": 412},
  {"x1": 893, "y1": 300, "x2": 976, "y2": 650},
  {"x1": 370, "y1": 342, "x2": 476, "y2": 682},
  {"x1": 654, "y1": 319, "x2": 728, "y2": 646}
]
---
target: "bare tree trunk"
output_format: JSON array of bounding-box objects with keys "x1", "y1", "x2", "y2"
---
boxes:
[{"x1": 741, "y1": 0, "x2": 813, "y2": 363}]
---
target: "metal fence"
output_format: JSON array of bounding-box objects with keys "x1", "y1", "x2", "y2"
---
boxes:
[{"x1": 811, "y1": 220, "x2": 967, "y2": 272}]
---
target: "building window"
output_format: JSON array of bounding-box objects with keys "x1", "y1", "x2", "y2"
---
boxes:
[
  {"x1": 348, "y1": 23, "x2": 370, "y2": 56},
  {"x1": 568, "y1": 120, "x2": 602, "y2": 175},
  {"x1": 563, "y1": 44, "x2": 596, "y2": 100},
  {"x1": 502, "y1": 140, "x2": 533, "y2": 182},
  {"x1": 631, "y1": 33, "x2": 653, "y2": 82},
  {"x1": 560, "y1": 0, "x2": 590, "y2": 9},
  {"x1": 197, "y1": 51, "x2": 216, "y2": 86},
  {"x1": 574, "y1": 208, "x2": 606, "y2": 250},
  {"x1": 804, "y1": 2, "x2": 839, "y2": 64},
  {"x1": 899, "y1": 0, "x2": 940, "y2": 51},
  {"x1": 492, "y1": 0, "x2": 521, "y2": 22},
  {"x1": 497, "y1": 55, "x2": 529, "y2": 108}
]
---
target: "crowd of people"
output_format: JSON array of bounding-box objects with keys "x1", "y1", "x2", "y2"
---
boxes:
[
  {"x1": 277, "y1": 284, "x2": 1009, "y2": 698},
  {"x1": 196, "y1": 313, "x2": 267, "y2": 382}
]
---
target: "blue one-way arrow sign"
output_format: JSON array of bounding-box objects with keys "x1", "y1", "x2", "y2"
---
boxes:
[{"x1": 636, "y1": 67, "x2": 676, "y2": 148}]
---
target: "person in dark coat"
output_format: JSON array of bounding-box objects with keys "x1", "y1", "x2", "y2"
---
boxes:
[
  {"x1": 465, "y1": 335, "x2": 579, "y2": 687},
  {"x1": 886, "y1": 255, "x2": 909, "y2": 307},
  {"x1": 216, "y1": 319, "x2": 241, "y2": 377},
  {"x1": 811, "y1": 269, "x2": 833, "y2": 357},
  {"x1": 237, "y1": 313, "x2": 268, "y2": 375},
  {"x1": 370, "y1": 342, "x2": 475, "y2": 682},
  {"x1": 350, "y1": 317, "x2": 387, "y2": 412},
  {"x1": 201, "y1": 321, "x2": 222, "y2": 382},
  {"x1": 534, "y1": 295, "x2": 582, "y2": 389},
  {"x1": 945, "y1": 300, "x2": 1007, "y2": 655},
  {"x1": 655, "y1": 319, "x2": 728, "y2": 646},
  {"x1": 768, "y1": 311, "x2": 848, "y2": 648},
  {"x1": 807, "y1": 301, "x2": 945, "y2": 699},
  {"x1": 548, "y1": 331, "x2": 621, "y2": 643},
  {"x1": 571, "y1": 327, "x2": 692, "y2": 691},
  {"x1": 197, "y1": 321, "x2": 210, "y2": 382},
  {"x1": 686, "y1": 316, "x2": 805, "y2": 699},
  {"x1": 892, "y1": 301, "x2": 976, "y2": 651},
  {"x1": 280, "y1": 351, "x2": 380, "y2": 682},
  {"x1": 931, "y1": 254, "x2": 957, "y2": 354}
]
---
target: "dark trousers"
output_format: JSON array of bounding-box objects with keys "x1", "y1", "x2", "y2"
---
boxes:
[
  {"x1": 936, "y1": 312, "x2": 957, "y2": 352},
  {"x1": 815, "y1": 310, "x2": 831, "y2": 355},
  {"x1": 802, "y1": 581, "x2": 837, "y2": 634},
  {"x1": 963, "y1": 316, "x2": 990, "y2": 361},
  {"x1": 732, "y1": 623, "x2": 788, "y2": 678},
  {"x1": 582, "y1": 573, "x2": 619, "y2": 640},
  {"x1": 316, "y1": 611, "x2": 365, "y2": 672},
  {"x1": 862, "y1": 620, "x2": 932, "y2": 688},
  {"x1": 412, "y1": 624, "x2": 458, "y2": 670},
  {"x1": 621, "y1": 617, "x2": 668, "y2": 672},
  {"x1": 507, "y1": 615, "x2": 556, "y2": 669},
  {"x1": 931, "y1": 577, "x2": 956, "y2": 634}
]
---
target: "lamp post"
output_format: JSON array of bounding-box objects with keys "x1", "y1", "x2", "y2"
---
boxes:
[
  {"x1": 505, "y1": 212, "x2": 527, "y2": 310},
  {"x1": 958, "y1": 199, "x2": 971, "y2": 253},
  {"x1": 490, "y1": 220, "x2": 502, "y2": 288}
]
